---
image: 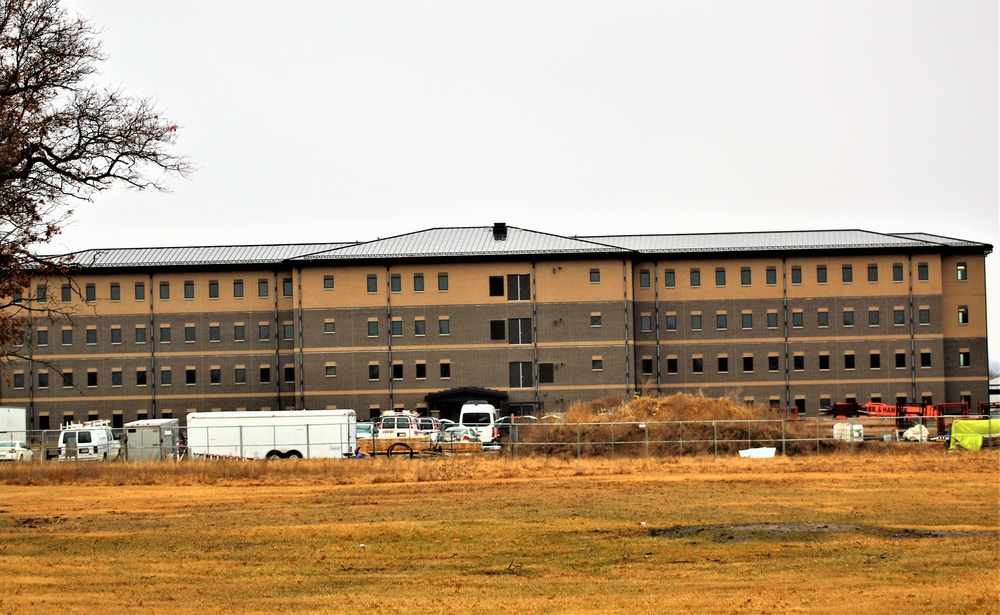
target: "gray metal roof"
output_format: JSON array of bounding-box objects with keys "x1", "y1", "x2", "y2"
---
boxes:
[
  {"x1": 581, "y1": 230, "x2": 973, "y2": 253},
  {"x1": 66, "y1": 243, "x2": 355, "y2": 268},
  {"x1": 293, "y1": 226, "x2": 629, "y2": 261},
  {"x1": 888, "y1": 233, "x2": 989, "y2": 248}
]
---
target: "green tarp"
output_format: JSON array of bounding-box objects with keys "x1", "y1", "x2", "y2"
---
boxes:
[{"x1": 948, "y1": 419, "x2": 1000, "y2": 452}]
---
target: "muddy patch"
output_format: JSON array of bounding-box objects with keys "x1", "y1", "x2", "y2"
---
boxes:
[{"x1": 648, "y1": 523, "x2": 996, "y2": 542}]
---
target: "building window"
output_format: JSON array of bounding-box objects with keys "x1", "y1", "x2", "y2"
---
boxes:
[
  {"x1": 110, "y1": 283, "x2": 120, "y2": 301},
  {"x1": 717, "y1": 356, "x2": 729, "y2": 373},
  {"x1": 844, "y1": 353, "x2": 855, "y2": 370},
  {"x1": 592, "y1": 358, "x2": 603, "y2": 371},
  {"x1": 692, "y1": 357, "x2": 703, "y2": 374},
  {"x1": 234, "y1": 324, "x2": 245, "y2": 341},
  {"x1": 869, "y1": 352, "x2": 881, "y2": 370},
  {"x1": 60, "y1": 283, "x2": 72, "y2": 302},
  {"x1": 895, "y1": 352, "x2": 906, "y2": 369},
  {"x1": 324, "y1": 365, "x2": 336, "y2": 378},
  {"x1": 135, "y1": 282, "x2": 145, "y2": 301},
  {"x1": 509, "y1": 362, "x2": 533, "y2": 388},
  {"x1": 742, "y1": 356, "x2": 753, "y2": 372},
  {"x1": 323, "y1": 275, "x2": 335, "y2": 290},
  {"x1": 868, "y1": 309, "x2": 879, "y2": 326},
  {"x1": 666, "y1": 357, "x2": 678, "y2": 374},
  {"x1": 210, "y1": 325, "x2": 220, "y2": 342},
  {"x1": 507, "y1": 274, "x2": 530, "y2": 300},
  {"x1": 185, "y1": 368, "x2": 196, "y2": 385},
  {"x1": 323, "y1": 321, "x2": 335, "y2": 334},
  {"x1": 235, "y1": 367, "x2": 246, "y2": 384},
  {"x1": 892, "y1": 263, "x2": 903, "y2": 282},
  {"x1": 641, "y1": 358, "x2": 654, "y2": 375},
  {"x1": 666, "y1": 314, "x2": 677, "y2": 330},
  {"x1": 86, "y1": 328, "x2": 97, "y2": 344},
  {"x1": 867, "y1": 264, "x2": 878, "y2": 282},
  {"x1": 439, "y1": 318, "x2": 450, "y2": 335},
  {"x1": 62, "y1": 371, "x2": 74, "y2": 387},
  {"x1": 691, "y1": 314, "x2": 702, "y2": 331},
  {"x1": 818, "y1": 354, "x2": 830, "y2": 370},
  {"x1": 958, "y1": 306, "x2": 969, "y2": 324},
  {"x1": 956, "y1": 262, "x2": 967, "y2": 281},
  {"x1": 233, "y1": 279, "x2": 244, "y2": 298},
  {"x1": 816, "y1": 265, "x2": 827, "y2": 284},
  {"x1": 489, "y1": 276, "x2": 504, "y2": 296},
  {"x1": 490, "y1": 320, "x2": 505, "y2": 341},
  {"x1": 284, "y1": 366, "x2": 295, "y2": 383},
  {"x1": 690, "y1": 268, "x2": 701, "y2": 287},
  {"x1": 159, "y1": 282, "x2": 170, "y2": 300},
  {"x1": 793, "y1": 355, "x2": 804, "y2": 371},
  {"x1": 61, "y1": 328, "x2": 72, "y2": 345},
  {"x1": 842, "y1": 265, "x2": 853, "y2": 283},
  {"x1": 391, "y1": 364, "x2": 403, "y2": 380},
  {"x1": 185, "y1": 325, "x2": 196, "y2": 342},
  {"x1": 639, "y1": 270, "x2": 651, "y2": 288},
  {"x1": 260, "y1": 367, "x2": 271, "y2": 383},
  {"x1": 741, "y1": 313, "x2": 752, "y2": 329},
  {"x1": 439, "y1": 362, "x2": 451, "y2": 379},
  {"x1": 791, "y1": 311, "x2": 803, "y2": 328},
  {"x1": 438, "y1": 273, "x2": 449, "y2": 291},
  {"x1": 283, "y1": 323, "x2": 294, "y2": 340},
  {"x1": 766, "y1": 267, "x2": 777, "y2": 285},
  {"x1": 258, "y1": 279, "x2": 269, "y2": 298},
  {"x1": 508, "y1": 318, "x2": 531, "y2": 344},
  {"x1": 211, "y1": 368, "x2": 222, "y2": 385},
  {"x1": 894, "y1": 309, "x2": 905, "y2": 325},
  {"x1": 918, "y1": 308, "x2": 930, "y2": 325},
  {"x1": 160, "y1": 368, "x2": 171, "y2": 386},
  {"x1": 640, "y1": 315, "x2": 652, "y2": 332},
  {"x1": 589, "y1": 269, "x2": 600, "y2": 283},
  {"x1": 958, "y1": 351, "x2": 970, "y2": 367},
  {"x1": 715, "y1": 268, "x2": 726, "y2": 287},
  {"x1": 12, "y1": 373, "x2": 24, "y2": 389},
  {"x1": 135, "y1": 326, "x2": 146, "y2": 344},
  {"x1": 413, "y1": 273, "x2": 424, "y2": 292},
  {"x1": 917, "y1": 262, "x2": 928, "y2": 281},
  {"x1": 85, "y1": 283, "x2": 96, "y2": 302},
  {"x1": 415, "y1": 363, "x2": 426, "y2": 379},
  {"x1": 768, "y1": 356, "x2": 779, "y2": 372},
  {"x1": 766, "y1": 312, "x2": 778, "y2": 329},
  {"x1": 36, "y1": 284, "x2": 46, "y2": 303},
  {"x1": 390, "y1": 274, "x2": 401, "y2": 293},
  {"x1": 817, "y1": 311, "x2": 829, "y2": 327},
  {"x1": 741, "y1": 267, "x2": 751, "y2": 286},
  {"x1": 280, "y1": 278, "x2": 292, "y2": 297},
  {"x1": 414, "y1": 319, "x2": 425, "y2": 336},
  {"x1": 591, "y1": 314, "x2": 602, "y2": 327},
  {"x1": 367, "y1": 321, "x2": 379, "y2": 337},
  {"x1": 208, "y1": 280, "x2": 219, "y2": 299},
  {"x1": 136, "y1": 369, "x2": 147, "y2": 386},
  {"x1": 539, "y1": 363, "x2": 554, "y2": 384},
  {"x1": 664, "y1": 269, "x2": 675, "y2": 288},
  {"x1": 111, "y1": 327, "x2": 122, "y2": 344},
  {"x1": 159, "y1": 326, "x2": 171, "y2": 343},
  {"x1": 920, "y1": 351, "x2": 931, "y2": 368},
  {"x1": 37, "y1": 371, "x2": 49, "y2": 388},
  {"x1": 259, "y1": 324, "x2": 270, "y2": 340},
  {"x1": 843, "y1": 309, "x2": 854, "y2": 327},
  {"x1": 716, "y1": 313, "x2": 727, "y2": 330},
  {"x1": 387, "y1": 319, "x2": 401, "y2": 337},
  {"x1": 184, "y1": 281, "x2": 194, "y2": 299},
  {"x1": 37, "y1": 329, "x2": 48, "y2": 346},
  {"x1": 790, "y1": 266, "x2": 802, "y2": 285}
]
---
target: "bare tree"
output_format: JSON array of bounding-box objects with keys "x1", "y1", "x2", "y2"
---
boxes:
[{"x1": 0, "y1": 0, "x2": 189, "y2": 359}]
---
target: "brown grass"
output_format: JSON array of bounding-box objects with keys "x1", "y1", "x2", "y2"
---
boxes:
[{"x1": 0, "y1": 451, "x2": 997, "y2": 614}]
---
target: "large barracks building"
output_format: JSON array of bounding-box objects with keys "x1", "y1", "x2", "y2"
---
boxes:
[{"x1": 0, "y1": 223, "x2": 992, "y2": 428}]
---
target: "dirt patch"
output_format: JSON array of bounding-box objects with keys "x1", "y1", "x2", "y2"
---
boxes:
[{"x1": 649, "y1": 523, "x2": 997, "y2": 542}]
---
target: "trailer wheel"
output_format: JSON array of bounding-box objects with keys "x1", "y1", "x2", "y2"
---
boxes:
[
  {"x1": 265, "y1": 451, "x2": 283, "y2": 460},
  {"x1": 285, "y1": 451, "x2": 303, "y2": 460},
  {"x1": 387, "y1": 443, "x2": 413, "y2": 459}
]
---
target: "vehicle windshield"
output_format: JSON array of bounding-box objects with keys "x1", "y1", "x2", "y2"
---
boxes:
[
  {"x1": 461, "y1": 412, "x2": 491, "y2": 425},
  {"x1": 0, "y1": 441, "x2": 12, "y2": 448}
]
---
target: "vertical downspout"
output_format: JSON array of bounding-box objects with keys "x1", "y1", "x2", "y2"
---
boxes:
[
  {"x1": 27, "y1": 311, "x2": 34, "y2": 428},
  {"x1": 531, "y1": 261, "x2": 539, "y2": 406},
  {"x1": 907, "y1": 255, "x2": 916, "y2": 401},
  {"x1": 272, "y1": 271, "x2": 280, "y2": 409},
  {"x1": 781, "y1": 258, "x2": 790, "y2": 408},
  {"x1": 654, "y1": 262, "x2": 661, "y2": 393},
  {"x1": 385, "y1": 265, "x2": 393, "y2": 409},
  {"x1": 622, "y1": 259, "x2": 631, "y2": 398},
  {"x1": 149, "y1": 273, "x2": 157, "y2": 418},
  {"x1": 296, "y1": 267, "x2": 305, "y2": 409}
]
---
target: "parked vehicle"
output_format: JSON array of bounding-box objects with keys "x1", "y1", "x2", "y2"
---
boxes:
[
  {"x1": 375, "y1": 411, "x2": 424, "y2": 439},
  {"x1": 358, "y1": 410, "x2": 433, "y2": 456},
  {"x1": 357, "y1": 421, "x2": 374, "y2": 439},
  {"x1": 0, "y1": 407, "x2": 27, "y2": 442},
  {"x1": 186, "y1": 410, "x2": 356, "y2": 460},
  {"x1": 124, "y1": 418, "x2": 180, "y2": 461},
  {"x1": 458, "y1": 401, "x2": 500, "y2": 446},
  {"x1": 0, "y1": 441, "x2": 33, "y2": 462},
  {"x1": 49, "y1": 420, "x2": 121, "y2": 462},
  {"x1": 416, "y1": 416, "x2": 443, "y2": 443},
  {"x1": 496, "y1": 414, "x2": 537, "y2": 435},
  {"x1": 443, "y1": 426, "x2": 481, "y2": 443}
]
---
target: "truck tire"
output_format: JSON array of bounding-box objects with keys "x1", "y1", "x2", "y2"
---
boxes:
[
  {"x1": 265, "y1": 451, "x2": 283, "y2": 460},
  {"x1": 285, "y1": 451, "x2": 303, "y2": 460},
  {"x1": 387, "y1": 442, "x2": 413, "y2": 459}
]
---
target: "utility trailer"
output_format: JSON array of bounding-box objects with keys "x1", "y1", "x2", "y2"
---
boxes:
[
  {"x1": 186, "y1": 410, "x2": 356, "y2": 460},
  {"x1": 0, "y1": 407, "x2": 27, "y2": 442},
  {"x1": 125, "y1": 418, "x2": 181, "y2": 461}
]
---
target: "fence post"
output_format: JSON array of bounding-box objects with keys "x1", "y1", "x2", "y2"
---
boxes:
[
  {"x1": 576, "y1": 423, "x2": 581, "y2": 459},
  {"x1": 781, "y1": 420, "x2": 786, "y2": 456},
  {"x1": 850, "y1": 418, "x2": 855, "y2": 454},
  {"x1": 679, "y1": 422, "x2": 684, "y2": 455},
  {"x1": 713, "y1": 421, "x2": 718, "y2": 457},
  {"x1": 816, "y1": 418, "x2": 820, "y2": 455},
  {"x1": 611, "y1": 422, "x2": 615, "y2": 460}
]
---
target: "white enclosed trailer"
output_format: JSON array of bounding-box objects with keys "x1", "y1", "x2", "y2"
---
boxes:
[
  {"x1": 125, "y1": 418, "x2": 180, "y2": 461},
  {"x1": 0, "y1": 407, "x2": 27, "y2": 442},
  {"x1": 185, "y1": 410, "x2": 356, "y2": 460}
]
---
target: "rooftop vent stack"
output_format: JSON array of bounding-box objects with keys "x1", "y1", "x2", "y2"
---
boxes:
[{"x1": 493, "y1": 222, "x2": 508, "y2": 241}]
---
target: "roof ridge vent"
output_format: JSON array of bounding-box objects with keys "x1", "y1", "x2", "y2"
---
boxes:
[{"x1": 493, "y1": 222, "x2": 508, "y2": 241}]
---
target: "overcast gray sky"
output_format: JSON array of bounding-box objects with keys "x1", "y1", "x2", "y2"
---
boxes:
[{"x1": 59, "y1": 1, "x2": 998, "y2": 367}]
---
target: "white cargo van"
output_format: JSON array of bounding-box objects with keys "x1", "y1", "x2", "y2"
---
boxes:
[
  {"x1": 459, "y1": 401, "x2": 500, "y2": 446},
  {"x1": 186, "y1": 410, "x2": 356, "y2": 460},
  {"x1": 54, "y1": 420, "x2": 121, "y2": 461}
]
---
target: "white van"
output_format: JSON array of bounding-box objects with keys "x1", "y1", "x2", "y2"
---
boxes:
[
  {"x1": 56, "y1": 420, "x2": 121, "y2": 461},
  {"x1": 459, "y1": 401, "x2": 500, "y2": 446}
]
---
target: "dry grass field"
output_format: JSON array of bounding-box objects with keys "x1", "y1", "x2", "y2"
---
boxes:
[{"x1": 0, "y1": 450, "x2": 997, "y2": 614}]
